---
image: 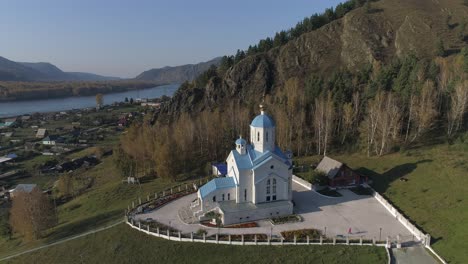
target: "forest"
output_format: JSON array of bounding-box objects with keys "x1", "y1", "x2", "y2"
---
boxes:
[
  {"x1": 0, "y1": 80, "x2": 160, "y2": 101},
  {"x1": 218, "y1": 0, "x2": 374, "y2": 69},
  {"x1": 115, "y1": 49, "x2": 468, "y2": 181}
]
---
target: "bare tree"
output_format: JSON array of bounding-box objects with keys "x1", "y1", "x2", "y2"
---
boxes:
[
  {"x1": 362, "y1": 91, "x2": 402, "y2": 156},
  {"x1": 313, "y1": 93, "x2": 334, "y2": 156},
  {"x1": 341, "y1": 92, "x2": 360, "y2": 144},
  {"x1": 447, "y1": 80, "x2": 468, "y2": 138},
  {"x1": 408, "y1": 80, "x2": 438, "y2": 143},
  {"x1": 95, "y1": 93, "x2": 104, "y2": 109},
  {"x1": 10, "y1": 189, "x2": 57, "y2": 241}
]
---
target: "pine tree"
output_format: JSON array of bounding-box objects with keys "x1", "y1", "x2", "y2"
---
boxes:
[{"x1": 435, "y1": 39, "x2": 445, "y2": 57}]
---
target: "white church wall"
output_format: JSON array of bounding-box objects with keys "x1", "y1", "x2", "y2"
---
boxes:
[
  {"x1": 222, "y1": 202, "x2": 293, "y2": 225},
  {"x1": 235, "y1": 169, "x2": 252, "y2": 203},
  {"x1": 252, "y1": 158, "x2": 290, "y2": 204},
  {"x1": 206, "y1": 188, "x2": 237, "y2": 204}
]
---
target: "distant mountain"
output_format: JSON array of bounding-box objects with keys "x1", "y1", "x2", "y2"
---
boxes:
[
  {"x1": 0, "y1": 56, "x2": 120, "y2": 81},
  {"x1": 135, "y1": 57, "x2": 222, "y2": 83},
  {"x1": 65, "y1": 72, "x2": 120, "y2": 81},
  {"x1": 0, "y1": 56, "x2": 47, "y2": 81},
  {"x1": 19, "y1": 62, "x2": 71, "y2": 80}
]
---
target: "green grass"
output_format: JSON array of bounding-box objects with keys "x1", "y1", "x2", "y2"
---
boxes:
[
  {"x1": 5, "y1": 224, "x2": 387, "y2": 264},
  {"x1": 0, "y1": 155, "x2": 204, "y2": 258},
  {"x1": 303, "y1": 142, "x2": 467, "y2": 264}
]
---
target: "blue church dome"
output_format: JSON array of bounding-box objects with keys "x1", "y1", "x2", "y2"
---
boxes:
[
  {"x1": 235, "y1": 137, "x2": 247, "y2": 145},
  {"x1": 250, "y1": 113, "x2": 275, "y2": 128}
]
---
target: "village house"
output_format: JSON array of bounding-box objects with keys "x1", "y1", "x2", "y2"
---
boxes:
[
  {"x1": 9, "y1": 184, "x2": 38, "y2": 199},
  {"x1": 36, "y1": 128, "x2": 48, "y2": 138},
  {"x1": 315, "y1": 156, "x2": 367, "y2": 187},
  {"x1": 42, "y1": 135, "x2": 65, "y2": 146},
  {"x1": 192, "y1": 106, "x2": 293, "y2": 225},
  {"x1": 0, "y1": 118, "x2": 17, "y2": 129}
]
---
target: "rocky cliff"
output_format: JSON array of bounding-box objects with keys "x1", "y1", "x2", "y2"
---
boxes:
[
  {"x1": 135, "y1": 57, "x2": 222, "y2": 83},
  {"x1": 162, "y1": 0, "x2": 468, "y2": 115}
]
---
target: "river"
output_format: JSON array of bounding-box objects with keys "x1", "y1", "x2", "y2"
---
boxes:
[{"x1": 0, "y1": 84, "x2": 179, "y2": 118}]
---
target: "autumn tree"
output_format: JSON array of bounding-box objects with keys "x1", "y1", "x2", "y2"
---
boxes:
[
  {"x1": 57, "y1": 174, "x2": 74, "y2": 198},
  {"x1": 10, "y1": 189, "x2": 57, "y2": 241},
  {"x1": 447, "y1": 80, "x2": 468, "y2": 139},
  {"x1": 361, "y1": 91, "x2": 402, "y2": 156},
  {"x1": 95, "y1": 93, "x2": 104, "y2": 109},
  {"x1": 406, "y1": 80, "x2": 438, "y2": 143},
  {"x1": 341, "y1": 92, "x2": 360, "y2": 144},
  {"x1": 313, "y1": 93, "x2": 334, "y2": 156}
]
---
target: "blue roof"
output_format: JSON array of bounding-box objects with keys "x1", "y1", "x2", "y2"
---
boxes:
[
  {"x1": 230, "y1": 144, "x2": 291, "y2": 171},
  {"x1": 235, "y1": 138, "x2": 247, "y2": 145},
  {"x1": 250, "y1": 114, "x2": 275, "y2": 128},
  {"x1": 6, "y1": 153, "x2": 17, "y2": 159},
  {"x1": 212, "y1": 163, "x2": 227, "y2": 175},
  {"x1": 199, "y1": 177, "x2": 236, "y2": 198}
]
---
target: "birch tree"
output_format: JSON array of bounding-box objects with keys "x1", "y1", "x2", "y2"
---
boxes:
[{"x1": 447, "y1": 80, "x2": 468, "y2": 138}]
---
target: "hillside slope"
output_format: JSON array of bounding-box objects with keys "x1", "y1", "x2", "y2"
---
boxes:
[
  {"x1": 135, "y1": 57, "x2": 221, "y2": 83},
  {"x1": 163, "y1": 0, "x2": 468, "y2": 114},
  {"x1": 0, "y1": 57, "x2": 46, "y2": 81}
]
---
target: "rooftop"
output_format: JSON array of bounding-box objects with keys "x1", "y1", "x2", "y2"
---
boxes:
[
  {"x1": 199, "y1": 177, "x2": 236, "y2": 198},
  {"x1": 316, "y1": 156, "x2": 344, "y2": 179},
  {"x1": 13, "y1": 184, "x2": 37, "y2": 193},
  {"x1": 250, "y1": 113, "x2": 275, "y2": 128}
]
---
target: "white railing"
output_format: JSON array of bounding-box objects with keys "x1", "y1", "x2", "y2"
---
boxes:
[
  {"x1": 292, "y1": 175, "x2": 312, "y2": 190},
  {"x1": 126, "y1": 217, "x2": 388, "y2": 247},
  {"x1": 363, "y1": 184, "x2": 447, "y2": 264}
]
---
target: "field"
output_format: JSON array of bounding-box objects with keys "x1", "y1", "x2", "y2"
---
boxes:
[
  {"x1": 4, "y1": 224, "x2": 387, "y2": 264},
  {"x1": 0, "y1": 154, "x2": 203, "y2": 258},
  {"x1": 296, "y1": 141, "x2": 468, "y2": 264},
  {"x1": 1, "y1": 125, "x2": 466, "y2": 263}
]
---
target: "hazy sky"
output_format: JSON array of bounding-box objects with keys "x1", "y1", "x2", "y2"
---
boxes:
[{"x1": 0, "y1": 0, "x2": 343, "y2": 78}]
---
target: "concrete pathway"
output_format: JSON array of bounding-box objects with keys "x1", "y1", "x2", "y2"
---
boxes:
[
  {"x1": 391, "y1": 246, "x2": 439, "y2": 264},
  {"x1": 136, "y1": 182, "x2": 412, "y2": 239}
]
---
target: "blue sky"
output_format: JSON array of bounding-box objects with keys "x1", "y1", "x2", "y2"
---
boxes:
[{"x1": 0, "y1": 0, "x2": 343, "y2": 78}]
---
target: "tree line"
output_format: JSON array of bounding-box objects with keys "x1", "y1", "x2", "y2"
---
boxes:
[{"x1": 116, "y1": 51, "x2": 467, "y2": 182}]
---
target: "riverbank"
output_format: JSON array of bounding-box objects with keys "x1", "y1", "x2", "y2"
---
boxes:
[
  {"x1": 0, "y1": 84, "x2": 179, "y2": 118},
  {"x1": 0, "y1": 80, "x2": 165, "y2": 102}
]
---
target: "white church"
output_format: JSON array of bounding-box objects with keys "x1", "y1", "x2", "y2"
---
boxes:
[{"x1": 192, "y1": 106, "x2": 294, "y2": 225}]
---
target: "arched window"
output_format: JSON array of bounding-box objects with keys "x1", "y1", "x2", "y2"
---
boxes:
[
  {"x1": 227, "y1": 193, "x2": 230, "y2": 200},
  {"x1": 222, "y1": 194, "x2": 225, "y2": 201},
  {"x1": 266, "y1": 132, "x2": 269, "y2": 142},
  {"x1": 257, "y1": 132, "x2": 260, "y2": 141},
  {"x1": 213, "y1": 196, "x2": 216, "y2": 202},
  {"x1": 266, "y1": 179, "x2": 271, "y2": 194},
  {"x1": 273, "y1": 179, "x2": 277, "y2": 194},
  {"x1": 244, "y1": 189, "x2": 247, "y2": 201}
]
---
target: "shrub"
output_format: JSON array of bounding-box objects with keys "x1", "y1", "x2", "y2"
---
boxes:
[
  {"x1": 281, "y1": 229, "x2": 322, "y2": 240},
  {"x1": 302, "y1": 170, "x2": 328, "y2": 185}
]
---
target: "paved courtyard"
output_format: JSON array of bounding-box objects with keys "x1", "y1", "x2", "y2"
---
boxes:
[{"x1": 135, "y1": 182, "x2": 412, "y2": 239}]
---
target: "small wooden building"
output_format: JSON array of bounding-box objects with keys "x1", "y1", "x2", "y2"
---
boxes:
[{"x1": 316, "y1": 156, "x2": 366, "y2": 187}]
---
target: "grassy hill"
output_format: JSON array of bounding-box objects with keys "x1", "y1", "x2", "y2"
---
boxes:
[
  {"x1": 0, "y1": 155, "x2": 192, "y2": 258},
  {"x1": 296, "y1": 140, "x2": 468, "y2": 264},
  {"x1": 1, "y1": 141, "x2": 465, "y2": 263},
  {"x1": 4, "y1": 224, "x2": 387, "y2": 264}
]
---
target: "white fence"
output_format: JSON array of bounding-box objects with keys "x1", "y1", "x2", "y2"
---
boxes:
[
  {"x1": 125, "y1": 217, "x2": 388, "y2": 247},
  {"x1": 292, "y1": 176, "x2": 446, "y2": 263},
  {"x1": 363, "y1": 184, "x2": 447, "y2": 264},
  {"x1": 126, "y1": 176, "x2": 446, "y2": 263},
  {"x1": 292, "y1": 175, "x2": 312, "y2": 190}
]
